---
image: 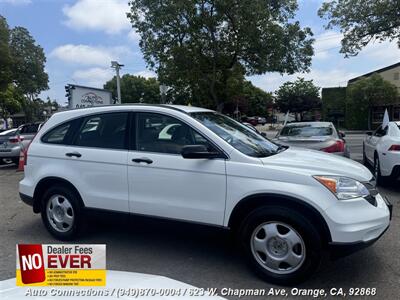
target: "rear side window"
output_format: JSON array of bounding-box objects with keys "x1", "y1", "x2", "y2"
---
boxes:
[
  {"x1": 74, "y1": 113, "x2": 128, "y2": 150},
  {"x1": 42, "y1": 122, "x2": 73, "y2": 144}
]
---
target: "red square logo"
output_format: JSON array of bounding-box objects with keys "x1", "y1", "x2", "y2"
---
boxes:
[{"x1": 18, "y1": 244, "x2": 46, "y2": 284}]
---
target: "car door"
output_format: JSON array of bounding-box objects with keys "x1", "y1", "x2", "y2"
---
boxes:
[
  {"x1": 365, "y1": 126, "x2": 383, "y2": 162},
  {"x1": 127, "y1": 111, "x2": 227, "y2": 225},
  {"x1": 41, "y1": 112, "x2": 130, "y2": 212}
]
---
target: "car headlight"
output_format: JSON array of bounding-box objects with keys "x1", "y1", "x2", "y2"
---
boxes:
[{"x1": 314, "y1": 176, "x2": 370, "y2": 200}]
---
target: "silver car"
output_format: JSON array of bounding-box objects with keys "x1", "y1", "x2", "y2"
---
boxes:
[
  {"x1": 0, "y1": 122, "x2": 42, "y2": 164},
  {"x1": 274, "y1": 121, "x2": 350, "y2": 157}
]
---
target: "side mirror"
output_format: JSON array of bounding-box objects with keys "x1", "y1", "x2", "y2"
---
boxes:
[
  {"x1": 339, "y1": 131, "x2": 345, "y2": 138},
  {"x1": 366, "y1": 131, "x2": 373, "y2": 136},
  {"x1": 181, "y1": 145, "x2": 221, "y2": 159},
  {"x1": 261, "y1": 132, "x2": 267, "y2": 138}
]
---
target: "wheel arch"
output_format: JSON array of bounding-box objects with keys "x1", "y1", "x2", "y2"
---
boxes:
[
  {"x1": 228, "y1": 193, "x2": 332, "y2": 245},
  {"x1": 33, "y1": 177, "x2": 84, "y2": 213}
]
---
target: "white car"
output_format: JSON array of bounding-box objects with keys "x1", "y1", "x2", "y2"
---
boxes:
[
  {"x1": 363, "y1": 121, "x2": 400, "y2": 185},
  {"x1": 19, "y1": 105, "x2": 392, "y2": 285}
]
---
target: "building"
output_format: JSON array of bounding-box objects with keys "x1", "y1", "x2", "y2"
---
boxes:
[
  {"x1": 322, "y1": 62, "x2": 400, "y2": 129},
  {"x1": 348, "y1": 62, "x2": 400, "y2": 128}
]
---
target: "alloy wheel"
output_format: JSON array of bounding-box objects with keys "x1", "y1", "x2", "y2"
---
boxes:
[
  {"x1": 46, "y1": 194, "x2": 74, "y2": 232},
  {"x1": 251, "y1": 221, "x2": 306, "y2": 274}
]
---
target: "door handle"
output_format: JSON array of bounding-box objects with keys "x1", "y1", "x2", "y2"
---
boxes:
[
  {"x1": 132, "y1": 157, "x2": 153, "y2": 164},
  {"x1": 65, "y1": 152, "x2": 82, "y2": 158}
]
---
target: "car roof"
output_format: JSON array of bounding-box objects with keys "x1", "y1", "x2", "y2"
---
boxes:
[
  {"x1": 284, "y1": 121, "x2": 333, "y2": 127},
  {"x1": 53, "y1": 104, "x2": 213, "y2": 118}
]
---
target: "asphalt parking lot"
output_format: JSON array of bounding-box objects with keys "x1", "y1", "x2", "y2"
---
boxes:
[{"x1": 0, "y1": 134, "x2": 399, "y2": 299}]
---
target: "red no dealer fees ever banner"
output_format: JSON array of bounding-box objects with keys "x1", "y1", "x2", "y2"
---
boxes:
[{"x1": 16, "y1": 244, "x2": 106, "y2": 286}]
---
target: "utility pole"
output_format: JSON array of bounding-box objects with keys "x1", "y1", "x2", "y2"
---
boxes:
[
  {"x1": 159, "y1": 84, "x2": 167, "y2": 104},
  {"x1": 111, "y1": 61, "x2": 124, "y2": 104}
]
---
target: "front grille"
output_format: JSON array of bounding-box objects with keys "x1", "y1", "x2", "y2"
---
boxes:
[{"x1": 363, "y1": 179, "x2": 378, "y2": 206}]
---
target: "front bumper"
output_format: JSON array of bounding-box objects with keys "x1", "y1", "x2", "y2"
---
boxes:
[
  {"x1": 324, "y1": 193, "x2": 391, "y2": 243},
  {"x1": 329, "y1": 224, "x2": 389, "y2": 259},
  {"x1": 326, "y1": 195, "x2": 392, "y2": 258}
]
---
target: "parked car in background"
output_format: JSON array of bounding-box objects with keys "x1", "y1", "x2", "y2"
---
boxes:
[
  {"x1": 0, "y1": 122, "x2": 42, "y2": 165},
  {"x1": 0, "y1": 128, "x2": 18, "y2": 164},
  {"x1": 274, "y1": 122, "x2": 349, "y2": 157},
  {"x1": 243, "y1": 122, "x2": 267, "y2": 138},
  {"x1": 257, "y1": 116, "x2": 267, "y2": 125},
  {"x1": 242, "y1": 116, "x2": 258, "y2": 126},
  {"x1": 20, "y1": 105, "x2": 391, "y2": 285},
  {"x1": 363, "y1": 121, "x2": 400, "y2": 185}
]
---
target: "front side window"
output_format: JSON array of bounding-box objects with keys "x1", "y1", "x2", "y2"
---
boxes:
[
  {"x1": 136, "y1": 112, "x2": 213, "y2": 154},
  {"x1": 191, "y1": 112, "x2": 280, "y2": 158},
  {"x1": 74, "y1": 113, "x2": 128, "y2": 150}
]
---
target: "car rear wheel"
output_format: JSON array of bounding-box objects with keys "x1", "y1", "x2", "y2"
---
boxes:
[
  {"x1": 239, "y1": 206, "x2": 322, "y2": 285},
  {"x1": 41, "y1": 185, "x2": 82, "y2": 240}
]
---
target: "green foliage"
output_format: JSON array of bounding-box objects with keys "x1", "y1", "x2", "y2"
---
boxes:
[
  {"x1": 0, "y1": 16, "x2": 12, "y2": 90},
  {"x1": 319, "y1": 0, "x2": 400, "y2": 56},
  {"x1": 321, "y1": 87, "x2": 346, "y2": 127},
  {"x1": 229, "y1": 80, "x2": 273, "y2": 116},
  {"x1": 0, "y1": 84, "x2": 23, "y2": 119},
  {"x1": 104, "y1": 75, "x2": 160, "y2": 104},
  {"x1": 275, "y1": 78, "x2": 321, "y2": 121},
  {"x1": 127, "y1": 0, "x2": 314, "y2": 110},
  {"x1": 9, "y1": 26, "x2": 49, "y2": 98},
  {"x1": 346, "y1": 73, "x2": 399, "y2": 129}
]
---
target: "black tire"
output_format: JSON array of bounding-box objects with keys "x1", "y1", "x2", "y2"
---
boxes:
[
  {"x1": 41, "y1": 185, "x2": 82, "y2": 240},
  {"x1": 238, "y1": 206, "x2": 322, "y2": 285},
  {"x1": 374, "y1": 155, "x2": 390, "y2": 186}
]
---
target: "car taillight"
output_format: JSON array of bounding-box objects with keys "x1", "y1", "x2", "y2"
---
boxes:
[
  {"x1": 388, "y1": 145, "x2": 400, "y2": 151},
  {"x1": 8, "y1": 137, "x2": 19, "y2": 143},
  {"x1": 321, "y1": 140, "x2": 345, "y2": 153}
]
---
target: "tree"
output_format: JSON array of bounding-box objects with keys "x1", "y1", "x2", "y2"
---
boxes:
[
  {"x1": 9, "y1": 26, "x2": 49, "y2": 100},
  {"x1": 0, "y1": 84, "x2": 23, "y2": 127},
  {"x1": 0, "y1": 16, "x2": 12, "y2": 91},
  {"x1": 226, "y1": 80, "x2": 273, "y2": 116},
  {"x1": 127, "y1": 0, "x2": 314, "y2": 111},
  {"x1": 346, "y1": 73, "x2": 398, "y2": 130},
  {"x1": 318, "y1": 0, "x2": 400, "y2": 56},
  {"x1": 104, "y1": 74, "x2": 160, "y2": 104},
  {"x1": 275, "y1": 78, "x2": 321, "y2": 121}
]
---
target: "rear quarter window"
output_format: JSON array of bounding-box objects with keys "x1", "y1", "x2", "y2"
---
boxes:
[{"x1": 41, "y1": 121, "x2": 74, "y2": 145}]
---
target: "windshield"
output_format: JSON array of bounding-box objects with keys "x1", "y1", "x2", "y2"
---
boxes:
[
  {"x1": 279, "y1": 125, "x2": 333, "y2": 137},
  {"x1": 191, "y1": 112, "x2": 281, "y2": 157}
]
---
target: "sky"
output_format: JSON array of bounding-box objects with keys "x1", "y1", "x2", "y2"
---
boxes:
[{"x1": 1, "y1": 0, "x2": 399, "y2": 105}]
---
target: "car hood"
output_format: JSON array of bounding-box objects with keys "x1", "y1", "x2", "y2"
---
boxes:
[{"x1": 260, "y1": 147, "x2": 372, "y2": 182}]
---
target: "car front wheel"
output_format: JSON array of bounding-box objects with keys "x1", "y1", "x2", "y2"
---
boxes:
[
  {"x1": 239, "y1": 206, "x2": 322, "y2": 285},
  {"x1": 41, "y1": 185, "x2": 82, "y2": 240}
]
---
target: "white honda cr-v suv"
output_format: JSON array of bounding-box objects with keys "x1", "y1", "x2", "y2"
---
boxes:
[{"x1": 19, "y1": 105, "x2": 392, "y2": 284}]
